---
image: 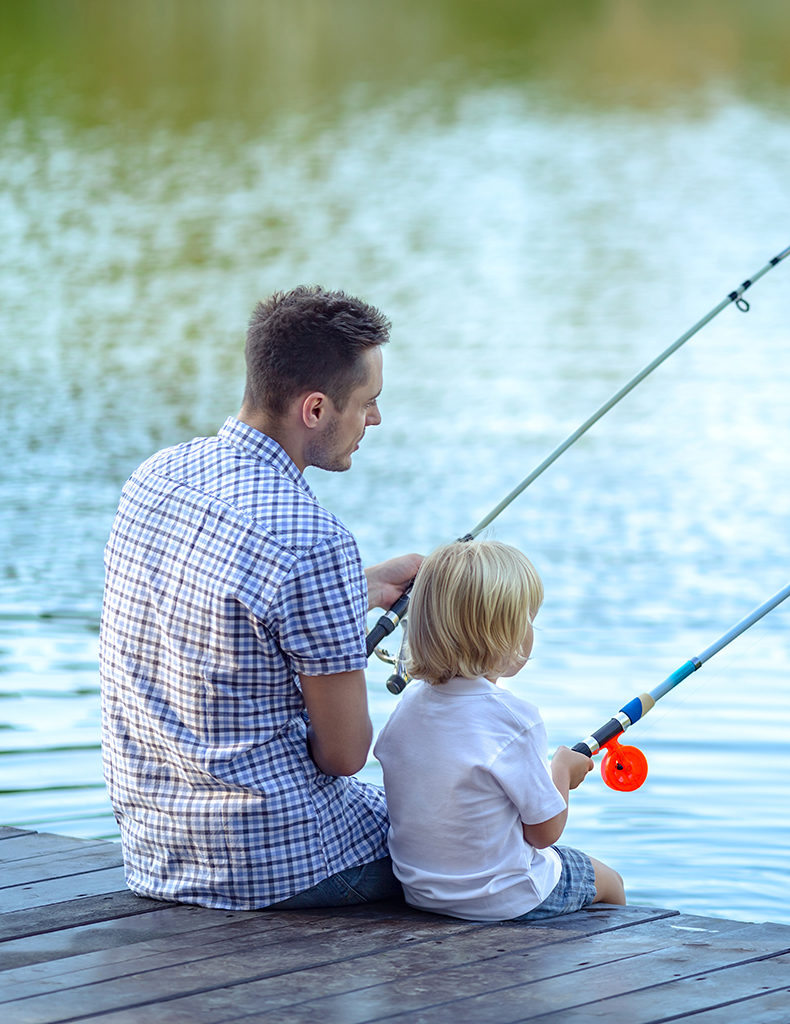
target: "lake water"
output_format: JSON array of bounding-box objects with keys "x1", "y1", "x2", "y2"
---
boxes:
[{"x1": 1, "y1": 2, "x2": 789, "y2": 925}]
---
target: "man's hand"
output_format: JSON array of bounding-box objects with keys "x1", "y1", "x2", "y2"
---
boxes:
[{"x1": 364, "y1": 553, "x2": 422, "y2": 611}]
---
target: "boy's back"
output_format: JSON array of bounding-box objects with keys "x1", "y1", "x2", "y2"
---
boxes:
[{"x1": 374, "y1": 676, "x2": 566, "y2": 921}]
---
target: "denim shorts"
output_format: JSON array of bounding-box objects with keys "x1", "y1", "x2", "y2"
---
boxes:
[
  {"x1": 509, "y1": 845, "x2": 596, "y2": 921},
  {"x1": 265, "y1": 856, "x2": 404, "y2": 910}
]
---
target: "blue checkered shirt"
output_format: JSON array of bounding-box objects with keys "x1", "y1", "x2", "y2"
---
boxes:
[{"x1": 100, "y1": 417, "x2": 389, "y2": 908}]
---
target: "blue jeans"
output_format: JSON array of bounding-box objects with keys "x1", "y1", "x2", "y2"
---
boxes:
[{"x1": 266, "y1": 856, "x2": 404, "y2": 910}]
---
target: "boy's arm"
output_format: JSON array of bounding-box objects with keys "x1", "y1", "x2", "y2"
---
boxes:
[
  {"x1": 522, "y1": 745, "x2": 593, "y2": 849},
  {"x1": 522, "y1": 808, "x2": 568, "y2": 849}
]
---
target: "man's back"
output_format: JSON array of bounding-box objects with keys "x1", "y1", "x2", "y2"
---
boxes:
[{"x1": 100, "y1": 417, "x2": 388, "y2": 909}]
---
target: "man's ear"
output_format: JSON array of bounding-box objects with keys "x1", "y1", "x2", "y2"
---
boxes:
[{"x1": 300, "y1": 392, "x2": 329, "y2": 429}]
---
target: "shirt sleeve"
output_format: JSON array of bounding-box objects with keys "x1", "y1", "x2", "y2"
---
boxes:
[
  {"x1": 268, "y1": 530, "x2": 368, "y2": 676},
  {"x1": 489, "y1": 719, "x2": 567, "y2": 826}
]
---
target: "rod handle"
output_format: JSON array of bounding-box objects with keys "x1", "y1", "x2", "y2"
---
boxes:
[
  {"x1": 365, "y1": 586, "x2": 412, "y2": 657},
  {"x1": 572, "y1": 717, "x2": 625, "y2": 759}
]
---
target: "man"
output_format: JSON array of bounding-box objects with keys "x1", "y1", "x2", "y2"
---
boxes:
[{"x1": 100, "y1": 286, "x2": 420, "y2": 910}]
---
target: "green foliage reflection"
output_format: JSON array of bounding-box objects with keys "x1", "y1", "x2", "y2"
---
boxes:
[{"x1": 1, "y1": 0, "x2": 788, "y2": 126}]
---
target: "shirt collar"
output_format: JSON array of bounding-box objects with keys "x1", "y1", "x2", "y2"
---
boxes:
[{"x1": 217, "y1": 416, "x2": 317, "y2": 500}]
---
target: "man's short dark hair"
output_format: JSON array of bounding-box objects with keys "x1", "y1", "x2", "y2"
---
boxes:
[{"x1": 244, "y1": 286, "x2": 391, "y2": 417}]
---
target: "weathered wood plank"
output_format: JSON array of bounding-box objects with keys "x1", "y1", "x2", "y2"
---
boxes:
[
  {"x1": 2, "y1": 829, "x2": 789, "y2": 1024},
  {"x1": 1, "y1": 909, "x2": 357, "y2": 997},
  {"x1": 0, "y1": 843, "x2": 124, "y2": 887},
  {"x1": 360, "y1": 943, "x2": 790, "y2": 1024},
  {"x1": 0, "y1": 827, "x2": 30, "y2": 842},
  {"x1": 664, "y1": 986, "x2": 790, "y2": 1024},
  {"x1": 0, "y1": 903, "x2": 266, "y2": 970},
  {"x1": 0, "y1": 890, "x2": 166, "y2": 942},
  {"x1": 46, "y1": 909, "x2": 684, "y2": 1024},
  {"x1": 1, "y1": 904, "x2": 665, "y2": 991},
  {"x1": 0, "y1": 830, "x2": 116, "y2": 863},
  {"x1": 0, "y1": 907, "x2": 672, "y2": 1023},
  {"x1": 0, "y1": 904, "x2": 480, "y2": 999},
  {"x1": 522, "y1": 952, "x2": 790, "y2": 1024},
  {"x1": 0, "y1": 865, "x2": 129, "y2": 913},
  {"x1": 184, "y1": 915, "x2": 787, "y2": 1024}
]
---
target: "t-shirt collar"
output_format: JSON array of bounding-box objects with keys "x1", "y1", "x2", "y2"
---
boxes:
[{"x1": 434, "y1": 676, "x2": 499, "y2": 695}]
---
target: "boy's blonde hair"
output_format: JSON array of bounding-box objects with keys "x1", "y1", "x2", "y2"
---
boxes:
[{"x1": 406, "y1": 540, "x2": 544, "y2": 685}]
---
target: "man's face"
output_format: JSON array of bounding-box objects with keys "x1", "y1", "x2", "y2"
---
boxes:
[{"x1": 306, "y1": 346, "x2": 383, "y2": 472}]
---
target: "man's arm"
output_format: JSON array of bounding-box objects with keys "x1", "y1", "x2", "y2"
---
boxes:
[
  {"x1": 298, "y1": 553, "x2": 421, "y2": 776},
  {"x1": 300, "y1": 670, "x2": 373, "y2": 776}
]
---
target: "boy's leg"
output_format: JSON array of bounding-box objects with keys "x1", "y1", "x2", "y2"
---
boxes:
[
  {"x1": 590, "y1": 856, "x2": 626, "y2": 905},
  {"x1": 265, "y1": 856, "x2": 404, "y2": 910},
  {"x1": 510, "y1": 846, "x2": 596, "y2": 920},
  {"x1": 510, "y1": 847, "x2": 625, "y2": 921}
]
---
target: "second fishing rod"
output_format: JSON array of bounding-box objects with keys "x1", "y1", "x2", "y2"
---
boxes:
[{"x1": 367, "y1": 244, "x2": 790, "y2": 685}]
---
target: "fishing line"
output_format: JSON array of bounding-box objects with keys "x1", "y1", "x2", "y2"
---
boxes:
[
  {"x1": 367, "y1": 244, "x2": 790, "y2": 669},
  {"x1": 638, "y1": 619, "x2": 768, "y2": 732}
]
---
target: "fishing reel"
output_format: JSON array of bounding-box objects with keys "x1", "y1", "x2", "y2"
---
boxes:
[
  {"x1": 372, "y1": 617, "x2": 411, "y2": 694},
  {"x1": 598, "y1": 736, "x2": 649, "y2": 792}
]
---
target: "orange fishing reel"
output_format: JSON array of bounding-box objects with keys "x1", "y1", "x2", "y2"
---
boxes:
[{"x1": 599, "y1": 736, "x2": 648, "y2": 792}]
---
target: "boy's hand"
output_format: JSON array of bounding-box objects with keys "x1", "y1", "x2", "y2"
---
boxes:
[{"x1": 551, "y1": 745, "x2": 594, "y2": 791}]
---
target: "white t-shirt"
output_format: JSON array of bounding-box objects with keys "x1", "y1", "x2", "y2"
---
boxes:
[{"x1": 374, "y1": 676, "x2": 566, "y2": 921}]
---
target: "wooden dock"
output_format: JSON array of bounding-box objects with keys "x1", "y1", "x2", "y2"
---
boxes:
[{"x1": 1, "y1": 826, "x2": 789, "y2": 1022}]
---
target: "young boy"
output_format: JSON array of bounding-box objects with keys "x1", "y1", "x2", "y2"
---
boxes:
[{"x1": 374, "y1": 540, "x2": 625, "y2": 922}]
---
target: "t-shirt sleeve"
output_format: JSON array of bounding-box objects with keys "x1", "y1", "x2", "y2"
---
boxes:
[
  {"x1": 490, "y1": 719, "x2": 567, "y2": 826},
  {"x1": 268, "y1": 531, "x2": 369, "y2": 676}
]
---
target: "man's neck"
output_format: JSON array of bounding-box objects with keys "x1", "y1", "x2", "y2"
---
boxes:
[{"x1": 237, "y1": 405, "x2": 306, "y2": 472}]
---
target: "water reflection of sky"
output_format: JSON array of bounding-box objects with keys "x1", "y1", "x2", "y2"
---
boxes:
[{"x1": 1, "y1": 3, "x2": 789, "y2": 923}]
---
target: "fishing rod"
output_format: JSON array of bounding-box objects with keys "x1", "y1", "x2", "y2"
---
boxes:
[
  {"x1": 573, "y1": 581, "x2": 790, "y2": 791},
  {"x1": 367, "y1": 243, "x2": 790, "y2": 683}
]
